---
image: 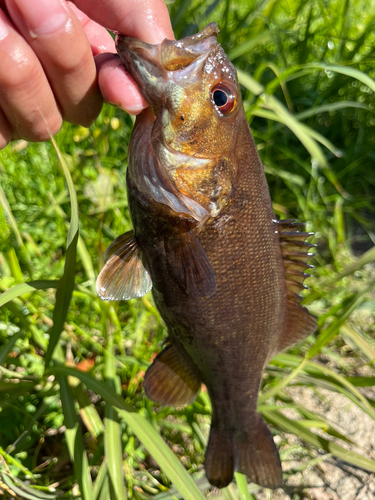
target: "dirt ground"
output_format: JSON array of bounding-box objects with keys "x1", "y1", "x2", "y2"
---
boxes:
[{"x1": 261, "y1": 385, "x2": 375, "y2": 500}]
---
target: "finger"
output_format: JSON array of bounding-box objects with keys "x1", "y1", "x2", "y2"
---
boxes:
[
  {"x1": 0, "y1": 108, "x2": 12, "y2": 150},
  {"x1": 72, "y1": 0, "x2": 174, "y2": 44},
  {"x1": 6, "y1": 0, "x2": 103, "y2": 127},
  {"x1": 67, "y1": 2, "x2": 115, "y2": 56},
  {"x1": 0, "y1": 8, "x2": 62, "y2": 142},
  {"x1": 95, "y1": 54, "x2": 148, "y2": 114},
  {"x1": 72, "y1": 0, "x2": 173, "y2": 115}
]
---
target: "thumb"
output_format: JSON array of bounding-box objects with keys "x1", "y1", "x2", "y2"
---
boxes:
[{"x1": 70, "y1": 0, "x2": 174, "y2": 44}]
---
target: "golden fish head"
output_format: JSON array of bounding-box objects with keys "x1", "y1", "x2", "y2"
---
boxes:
[
  {"x1": 116, "y1": 23, "x2": 241, "y2": 158},
  {"x1": 116, "y1": 24, "x2": 244, "y2": 218}
]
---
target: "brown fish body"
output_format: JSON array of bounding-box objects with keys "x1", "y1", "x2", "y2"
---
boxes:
[
  {"x1": 97, "y1": 24, "x2": 316, "y2": 489},
  {"x1": 126, "y1": 108, "x2": 287, "y2": 487}
]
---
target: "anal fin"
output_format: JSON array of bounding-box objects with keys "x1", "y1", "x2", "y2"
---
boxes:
[
  {"x1": 144, "y1": 344, "x2": 201, "y2": 407},
  {"x1": 165, "y1": 230, "x2": 216, "y2": 298},
  {"x1": 96, "y1": 230, "x2": 152, "y2": 301}
]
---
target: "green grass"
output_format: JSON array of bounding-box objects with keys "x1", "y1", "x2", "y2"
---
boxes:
[{"x1": 1, "y1": 0, "x2": 375, "y2": 498}]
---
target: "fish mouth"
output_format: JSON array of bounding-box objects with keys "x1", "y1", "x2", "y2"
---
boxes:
[{"x1": 115, "y1": 23, "x2": 219, "y2": 110}]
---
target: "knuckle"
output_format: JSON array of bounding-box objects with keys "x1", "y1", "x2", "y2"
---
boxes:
[
  {"x1": 62, "y1": 84, "x2": 103, "y2": 127},
  {"x1": 23, "y1": 112, "x2": 63, "y2": 142},
  {"x1": 0, "y1": 135, "x2": 11, "y2": 150},
  {"x1": 0, "y1": 112, "x2": 12, "y2": 150},
  {"x1": 53, "y1": 43, "x2": 93, "y2": 75},
  {"x1": 0, "y1": 60, "x2": 41, "y2": 93}
]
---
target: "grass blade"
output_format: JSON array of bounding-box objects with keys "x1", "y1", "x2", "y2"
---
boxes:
[
  {"x1": 0, "y1": 182, "x2": 29, "y2": 261},
  {"x1": 260, "y1": 94, "x2": 327, "y2": 166},
  {"x1": 52, "y1": 366, "x2": 205, "y2": 500},
  {"x1": 0, "y1": 469, "x2": 58, "y2": 500},
  {"x1": 92, "y1": 460, "x2": 108, "y2": 500},
  {"x1": 70, "y1": 383, "x2": 104, "y2": 439},
  {"x1": 263, "y1": 410, "x2": 375, "y2": 472},
  {"x1": 44, "y1": 231, "x2": 78, "y2": 367},
  {"x1": 77, "y1": 235, "x2": 97, "y2": 294},
  {"x1": 340, "y1": 325, "x2": 375, "y2": 363},
  {"x1": 308, "y1": 63, "x2": 375, "y2": 93},
  {"x1": 0, "y1": 330, "x2": 22, "y2": 365},
  {"x1": 237, "y1": 69, "x2": 264, "y2": 96},
  {"x1": 228, "y1": 32, "x2": 272, "y2": 60},
  {"x1": 234, "y1": 472, "x2": 252, "y2": 500},
  {"x1": 58, "y1": 375, "x2": 93, "y2": 500},
  {"x1": 308, "y1": 286, "x2": 373, "y2": 357},
  {"x1": 259, "y1": 360, "x2": 306, "y2": 403},
  {"x1": 296, "y1": 101, "x2": 369, "y2": 120},
  {"x1": 104, "y1": 319, "x2": 126, "y2": 500},
  {"x1": 1, "y1": 470, "x2": 55, "y2": 500},
  {"x1": 222, "y1": 483, "x2": 239, "y2": 500},
  {"x1": 45, "y1": 135, "x2": 79, "y2": 367},
  {"x1": 0, "y1": 281, "x2": 59, "y2": 307}
]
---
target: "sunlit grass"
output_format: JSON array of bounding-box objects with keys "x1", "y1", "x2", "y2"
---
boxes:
[{"x1": 1, "y1": 0, "x2": 375, "y2": 498}]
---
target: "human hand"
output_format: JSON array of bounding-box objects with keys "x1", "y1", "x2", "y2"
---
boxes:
[{"x1": 0, "y1": 0, "x2": 173, "y2": 149}]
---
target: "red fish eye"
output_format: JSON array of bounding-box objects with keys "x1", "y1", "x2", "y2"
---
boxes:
[{"x1": 211, "y1": 84, "x2": 236, "y2": 114}]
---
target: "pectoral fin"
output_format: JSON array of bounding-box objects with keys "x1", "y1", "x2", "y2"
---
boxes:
[
  {"x1": 165, "y1": 230, "x2": 216, "y2": 298},
  {"x1": 96, "y1": 230, "x2": 152, "y2": 301},
  {"x1": 144, "y1": 344, "x2": 201, "y2": 407}
]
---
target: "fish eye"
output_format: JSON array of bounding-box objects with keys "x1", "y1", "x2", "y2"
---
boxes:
[
  {"x1": 213, "y1": 90, "x2": 227, "y2": 107},
  {"x1": 211, "y1": 84, "x2": 237, "y2": 114}
]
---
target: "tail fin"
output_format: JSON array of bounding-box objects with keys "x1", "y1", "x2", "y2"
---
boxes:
[
  {"x1": 205, "y1": 427, "x2": 234, "y2": 489},
  {"x1": 205, "y1": 414, "x2": 282, "y2": 489},
  {"x1": 234, "y1": 414, "x2": 282, "y2": 489}
]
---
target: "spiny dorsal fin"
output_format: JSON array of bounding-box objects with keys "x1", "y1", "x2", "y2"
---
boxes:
[
  {"x1": 276, "y1": 219, "x2": 316, "y2": 297},
  {"x1": 165, "y1": 230, "x2": 216, "y2": 298},
  {"x1": 96, "y1": 230, "x2": 152, "y2": 301},
  {"x1": 275, "y1": 219, "x2": 317, "y2": 351},
  {"x1": 144, "y1": 344, "x2": 201, "y2": 407}
]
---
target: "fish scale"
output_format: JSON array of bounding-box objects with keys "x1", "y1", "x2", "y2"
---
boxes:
[{"x1": 96, "y1": 23, "x2": 317, "y2": 489}]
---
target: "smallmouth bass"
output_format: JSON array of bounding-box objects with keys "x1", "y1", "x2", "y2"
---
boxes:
[{"x1": 96, "y1": 23, "x2": 317, "y2": 489}]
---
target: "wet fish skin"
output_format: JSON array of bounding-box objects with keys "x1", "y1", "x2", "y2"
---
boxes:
[{"x1": 98, "y1": 23, "x2": 317, "y2": 489}]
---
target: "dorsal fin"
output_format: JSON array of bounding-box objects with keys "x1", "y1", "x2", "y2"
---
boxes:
[
  {"x1": 277, "y1": 219, "x2": 316, "y2": 297},
  {"x1": 276, "y1": 219, "x2": 317, "y2": 351},
  {"x1": 96, "y1": 230, "x2": 152, "y2": 301}
]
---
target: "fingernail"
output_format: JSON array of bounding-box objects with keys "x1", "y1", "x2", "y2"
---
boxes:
[
  {"x1": 108, "y1": 99, "x2": 145, "y2": 114},
  {"x1": 13, "y1": 0, "x2": 69, "y2": 37},
  {"x1": 0, "y1": 12, "x2": 9, "y2": 41}
]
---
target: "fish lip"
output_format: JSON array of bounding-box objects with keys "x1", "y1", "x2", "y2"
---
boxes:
[
  {"x1": 115, "y1": 23, "x2": 220, "y2": 108},
  {"x1": 116, "y1": 22, "x2": 219, "y2": 71},
  {"x1": 115, "y1": 35, "x2": 164, "y2": 86}
]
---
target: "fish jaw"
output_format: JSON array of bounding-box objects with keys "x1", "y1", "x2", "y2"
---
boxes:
[
  {"x1": 115, "y1": 23, "x2": 220, "y2": 113},
  {"x1": 115, "y1": 37, "x2": 165, "y2": 112}
]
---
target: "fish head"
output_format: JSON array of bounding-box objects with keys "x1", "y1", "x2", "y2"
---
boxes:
[
  {"x1": 116, "y1": 23, "x2": 241, "y2": 157},
  {"x1": 116, "y1": 24, "x2": 244, "y2": 218}
]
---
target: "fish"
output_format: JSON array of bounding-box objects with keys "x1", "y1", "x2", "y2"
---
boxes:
[{"x1": 96, "y1": 23, "x2": 317, "y2": 489}]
